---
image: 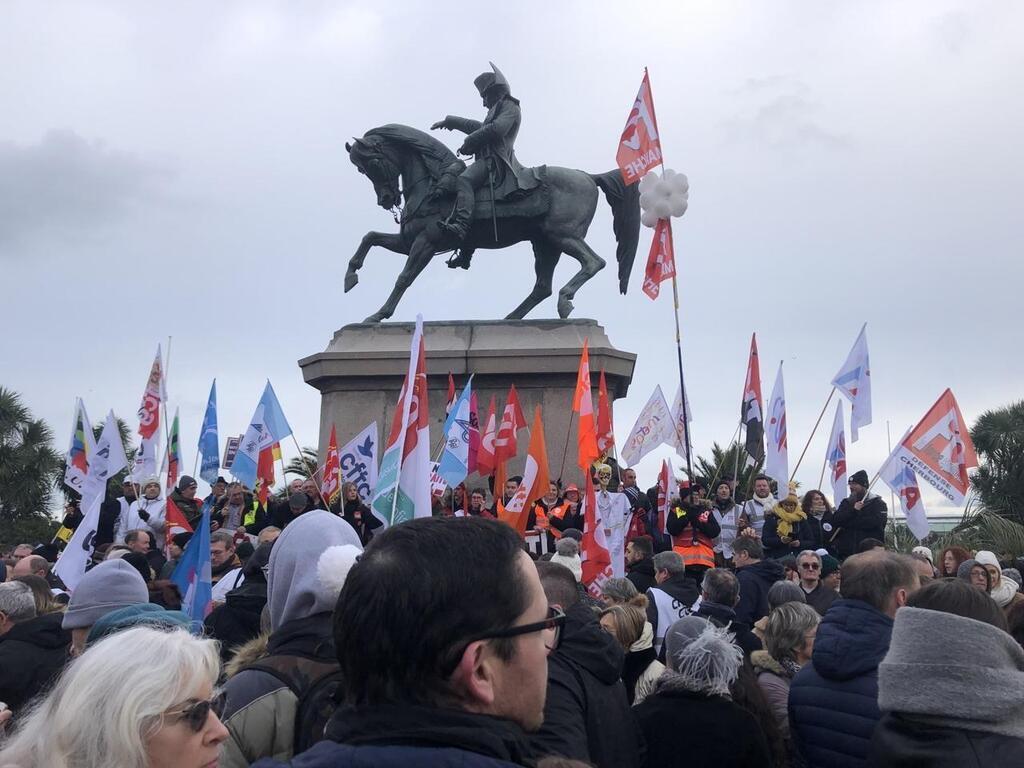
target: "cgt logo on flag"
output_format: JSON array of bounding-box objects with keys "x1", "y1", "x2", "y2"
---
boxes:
[
  {"x1": 617, "y1": 70, "x2": 663, "y2": 183},
  {"x1": 642, "y1": 218, "x2": 676, "y2": 300}
]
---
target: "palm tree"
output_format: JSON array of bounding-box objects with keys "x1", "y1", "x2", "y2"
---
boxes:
[
  {"x1": 693, "y1": 441, "x2": 763, "y2": 501},
  {"x1": 284, "y1": 447, "x2": 320, "y2": 479},
  {"x1": 0, "y1": 387, "x2": 62, "y2": 522},
  {"x1": 970, "y1": 400, "x2": 1024, "y2": 525}
]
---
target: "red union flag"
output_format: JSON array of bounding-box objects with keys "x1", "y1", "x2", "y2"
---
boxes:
[
  {"x1": 642, "y1": 218, "x2": 676, "y2": 299},
  {"x1": 617, "y1": 69, "x2": 663, "y2": 184},
  {"x1": 323, "y1": 424, "x2": 342, "y2": 505},
  {"x1": 892, "y1": 389, "x2": 978, "y2": 505}
]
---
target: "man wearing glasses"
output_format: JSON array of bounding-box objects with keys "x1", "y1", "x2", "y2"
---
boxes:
[
  {"x1": 797, "y1": 550, "x2": 839, "y2": 617},
  {"x1": 278, "y1": 516, "x2": 564, "y2": 767}
]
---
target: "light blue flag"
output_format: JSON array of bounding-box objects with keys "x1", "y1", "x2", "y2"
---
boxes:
[
  {"x1": 437, "y1": 376, "x2": 473, "y2": 488},
  {"x1": 171, "y1": 507, "x2": 213, "y2": 631},
  {"x1": 198, "y1": 380, "x2": 220, "y2": 485},
  {"x1": 232, "y1": 381, "x2": 293, "y2": 490}
]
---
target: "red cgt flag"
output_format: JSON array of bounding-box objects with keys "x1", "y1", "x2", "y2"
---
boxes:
[
  {"x1": 597, "y1": 369, "x2": 614, "y2": 456},
  {"x1": 477, "y1": 395, "x2": 498, "y2": 477},
  {"x1": 581, "y1": 475, "x2": 613, "y2": 596},
  {"x1": 574, "y1": 339, "x2": 600, "y2": 470},
  {"x1": 322, "y1": 425, "x2": 341, "y2": 505},
  {"x1": 617, "y1": 69, "x2": 663, "y2": 184},
  {"x1": 494, "y1": 385, "x2": 527, "y2": 465},
  {"x1": 642, "y1": 218, "x2": 676, "y2": 300},
  {"x1": 655, "y1": 459, "x2": 671, "y2": 535}
]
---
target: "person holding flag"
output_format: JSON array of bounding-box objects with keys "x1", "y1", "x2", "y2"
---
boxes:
[{"x1": 831, "y1": 469, "x2": 888, "y2": 561}]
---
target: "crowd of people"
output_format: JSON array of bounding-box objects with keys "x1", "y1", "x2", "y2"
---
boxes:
[{"x1": 2, "y1": 466, "x2": 1024, "y2": 767}]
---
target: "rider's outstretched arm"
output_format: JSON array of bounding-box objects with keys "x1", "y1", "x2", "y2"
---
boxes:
[{"x1": 442, "y1": 115, "x2": 483, "y2": 134}]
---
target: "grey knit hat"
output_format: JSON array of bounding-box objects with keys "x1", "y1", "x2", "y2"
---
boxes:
[{"x1": 62, "y1": 559, "x2": 150, "y2": 630}]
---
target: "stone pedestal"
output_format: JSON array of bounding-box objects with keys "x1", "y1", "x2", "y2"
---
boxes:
[{"x1": 298, "y1": 319, "x2": 636, "y2": 488}]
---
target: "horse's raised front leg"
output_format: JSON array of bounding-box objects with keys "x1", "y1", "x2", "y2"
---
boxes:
[
  {"x1": 363, "y1": 233, "x2": 437, "y2": 323},
  {"x1": 506, "y1": 239, "x2": 560, "y2": 320},
  {"x1": 553, "y1": 236, "x2": 606, "y2": 319},
  {"x1": 345, "y1": 231, "x2": 407, "y2": 293}
]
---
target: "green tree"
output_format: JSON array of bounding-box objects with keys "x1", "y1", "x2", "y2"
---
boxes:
[
  {"x1": 0, "y1": 387, "x2": 62, "y2": 536},
  {"x1": 284, "y1": 447, "x2": 319, "y2": 479},
  {"x1": 693, "y1": 441, "x2": 764, "y2": 501},
  {"x1": 970, "y1": 400, "x2": 1024, "y2": 525}
]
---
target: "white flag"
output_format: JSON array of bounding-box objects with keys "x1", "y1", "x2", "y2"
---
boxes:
[
  {"x1": 621, "y1": 385, "x2": 677, "y2": 466},
  {"x1": 132, "y1": 345, "x2": 166, "y2": 481},
  {"x1": 825, "y1": 401, "x2": 848, "y2": 507},
  {"x1": 765, "y1": 363, "x2": 789, "y2": 492},
  {"x1": 56, "y1": 411, "x2": 129, "y2": 591},
  {"x1": 64, "y1": 398, "x2": 97, "y2": 494},
  {"x1": 881, "y1": 430, "x2": 929, "y2": 541},
  {"x1": 338, "y1": 422, "x2": 380, "y2": 501},
  {"x1": 831, "y1": 323, "x2": 872, "y2": 442},
  {"x1": 670, "y1": 384, "x2": 693, "y2": 462}
]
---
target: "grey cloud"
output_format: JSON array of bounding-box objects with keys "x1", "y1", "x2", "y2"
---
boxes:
[
  {"x1": 0, "y1": 130, "x2": 170, "y2": 251},
  {"x1": 719, "y1": 76, "x2": 851, "y2": 151}
]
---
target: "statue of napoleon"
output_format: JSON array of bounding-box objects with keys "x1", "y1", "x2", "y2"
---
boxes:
[{"x1": 344, "y1": 63, "x2": 640, "y2": 323}]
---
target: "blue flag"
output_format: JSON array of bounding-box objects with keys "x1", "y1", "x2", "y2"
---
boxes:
[
  {"x1": 171, "y1": 507, "x2": 213, "y2": 629},
  {"x1": 198, "y1": 380, "x2": 220, "y2": 485},
  {"x1": 437, "y1": 376, "x2": 473, "y2": 488},
  {"x1": 233, "y1": 381, "x2": 293, "y2": 490}
]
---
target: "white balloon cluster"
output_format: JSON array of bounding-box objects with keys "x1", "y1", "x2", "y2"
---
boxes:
[{"x1": 639, "y1": 168, "x2": 689, "y2": 229}]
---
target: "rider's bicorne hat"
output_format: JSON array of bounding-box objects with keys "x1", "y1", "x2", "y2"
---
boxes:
[{"x1": 473, "y1": 62, "x2": 510, "y2": 97}]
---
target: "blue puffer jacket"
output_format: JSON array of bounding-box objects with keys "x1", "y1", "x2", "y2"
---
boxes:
[{"x1": 788, "y1": 599, "x2": 893, "y2": 768}]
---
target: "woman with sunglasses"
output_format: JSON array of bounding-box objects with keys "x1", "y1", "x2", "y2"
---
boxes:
[{"x1": 0, "y1": 626, "x2": 228, "y2": 768}]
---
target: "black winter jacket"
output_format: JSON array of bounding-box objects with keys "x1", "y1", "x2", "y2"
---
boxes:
[
  {"x1": 634, "y1": 681, "x2": 771, "y2": 768},
  {"x1": 694, "y1": 601, "x2": 762, "y2": 656},
  {"x1": 734, "y1": 558, "x2": 785, "y2": 626},
  {"x1": 528, "y1": 602, "x2": 642, "y2": 768},
  {"x1": 761, "y1": 513, "x2": 813, "y2": 560},
  {"x1": 204, "y1": 580, "x2": 268, "y2": 661},
  {"x1": 626, "y1": 557, "x2": 657, "y2": 594},
  {"x1": 0, "y1": 612, "x2": 70, "y2": 712},
  {"x1": 789, "y1": 599, "x2": 893, "y2": 768},
  {"x1": 830, "y1": 494, "x2": 887, "y2": 560},
  {"x1": 869, "y1": 712, "x2": 1024, "y2": 768}
]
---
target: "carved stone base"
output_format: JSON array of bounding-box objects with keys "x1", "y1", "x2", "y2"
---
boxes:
[{"x1": 298, "y1": 318, "x2": 636, "y2": 488}]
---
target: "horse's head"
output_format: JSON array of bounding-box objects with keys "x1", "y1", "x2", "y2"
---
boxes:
[{"x1": 346, "y1": 136, "x2": 401, "y2": 211}]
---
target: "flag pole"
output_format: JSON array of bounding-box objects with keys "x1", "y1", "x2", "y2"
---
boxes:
[
  {"x1": 817, "y1": 453, "x2": 829, "y2": 492},
  {"x1": 703, "y1": 419, "x2": 742, "y2": 500},
  {"x1": 731, "y1": 419, "x2": 744, "y2": 500},
  {"x1": 789, "y1": 387, "x2": 836, "y2": 482},
  {"x1": 886, "y1": 420, "x2": 896, "y2": 514},
  {"x1": 287, "y1": 433, "x2": 332, "y2": 511},
  {"x1": 159, "y1": 336, "x2": 173, "y2": 489},
  {"x1": 669, "y1": 265, "x2": 694, "y2": 481},
  {"x1": 557, "y1": 408, "x2": 576, "y2": 484}
]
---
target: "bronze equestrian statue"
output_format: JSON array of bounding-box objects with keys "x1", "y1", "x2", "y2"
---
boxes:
[{"x1": 344, "y1": 63, "x2": 640, "y2": 323}]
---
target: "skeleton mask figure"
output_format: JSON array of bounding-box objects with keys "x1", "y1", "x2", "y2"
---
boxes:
[{"x1": 596, "y1": 464, "x2": 613, "y2": 491}]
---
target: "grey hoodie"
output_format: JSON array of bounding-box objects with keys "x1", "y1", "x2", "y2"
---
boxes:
[
  {"x1": 879, "y1": 606, "x2": 1024, "y2": 740},
  {"x1": 267, "y1": 510, "x2": 362, "y2": 630}
]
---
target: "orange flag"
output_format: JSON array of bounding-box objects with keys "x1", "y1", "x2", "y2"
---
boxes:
[
  {"x1": 597, "y1": 368, "x2": 614, "y2": 456},
  {"x1": 494, "y1": 385, "x2": 527, "y2": 465},
  {"x1": 502, "y1": 406, "x2": 551, "y2": 535},
  {"x1": 477, "y1": 395, "x2": 498, "y2": 477},
  {"x1": 574, "y1": 339, "x2": 600, "y2": 470},
  {"x1": 616, "y1": 68, "x2": 663, "y2": 184}
]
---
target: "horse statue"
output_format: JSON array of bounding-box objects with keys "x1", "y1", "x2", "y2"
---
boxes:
[{"x1": 344, "y1": 124, "x2": 640, "y2": 323}]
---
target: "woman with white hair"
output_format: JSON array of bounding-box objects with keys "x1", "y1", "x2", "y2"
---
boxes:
[
  {"x1": 0, "y1": 626, "x2": 228, "y2": 768},
  {"x1": 751, "y1": 601, "x2": 821, "y2": 739},
  {"x1": 633, "y1": 616, "x2": 772, "y2": 766}
]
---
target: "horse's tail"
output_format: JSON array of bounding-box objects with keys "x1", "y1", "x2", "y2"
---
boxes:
[{"x1": 591, "y1": 171, "x2": 641, "y2": 294}]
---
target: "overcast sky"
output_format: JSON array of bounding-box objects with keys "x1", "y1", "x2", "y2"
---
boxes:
[{"x1": 2, "y1": 1, "x2": 1021, "y2": 517}]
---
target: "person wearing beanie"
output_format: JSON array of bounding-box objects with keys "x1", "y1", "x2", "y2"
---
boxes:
[
  {"x1": 820, "y1": 554, "x2": 842, "y2": 592},
  {"x1": 911, "y1": 545, "x2": 933, "y2": 564},
  {"x1": 61, "y1": 558, "x2": 150, "y2": 657},
  {"x1": 634, "y1": 617, "x2": 772, "y2": 767},
  {"x1": 975, "y1": 550, "x2": 1024, "y2": 616},
  {"x1": 168, "y1": 475, "x2": 202, "y2": 529},
  {"x1": 159, "y1": 531, "x2": 194, "y2": 580},
  {"x1": 830, "y1": 469, "x2": 888, "y2": 561},
  {"x1": 220, "y1": 511, "x2": 362, "y2": 767},
  {"x1": 549, "y1": 537, "x2": 583, "y2": 582},
  {"x1": 709, "y1": 479, "x2": 744, "y2": 564},
  {"x1": 85, "y1": 602, "x2": 193, "y2": 646},
  {"x1": 871, "y1": 579, "x2": 1024, "y2": 766}
]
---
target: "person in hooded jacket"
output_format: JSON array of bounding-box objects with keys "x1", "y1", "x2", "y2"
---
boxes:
[
  {"x1": 974, "y1": 550, "x2": 1024, "y2": 617},
  {"x1": 0, "y1": 581, "x2": 70, "y2": 714},
  {"x1": 220, "y1": 511, "x2": 363, "y2": 768},
  {"x1": 870, "y1": 578, "x2": 1024, "y2": 767},
  {"x1": 530, "y1": 562, "x2": 642, "y2": 768},
  {"x1": 788, "y1": 550, "x2": 918, "y2": 768},
  {"x1": 733, "y1": 537, "x2": 785, "y2": 626},
  {"x1": 205, "y1": 541, "x2": 274, "y2": 662}
]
